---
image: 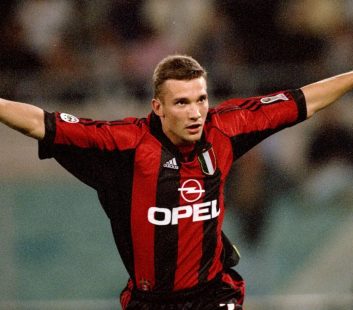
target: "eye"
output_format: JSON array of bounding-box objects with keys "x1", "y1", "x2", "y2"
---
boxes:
[
  {"x1": 176, "y1": 99, "x2": 187, "y2": 106},
  {"x1": 199, "y1": 95, "x2": 208, "y2": 103}
]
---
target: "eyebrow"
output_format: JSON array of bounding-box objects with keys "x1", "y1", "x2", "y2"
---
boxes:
[
  {"x1": 173, "y1": 97, "x2": 189, "y2": 104},
  {"x1": 173, "y1": 93, "x2": 208, "y2": 104}
]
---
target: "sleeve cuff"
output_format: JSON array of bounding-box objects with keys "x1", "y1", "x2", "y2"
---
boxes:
[
  {"x1": 290, "y1": 88, "x2": 307, "y2": 122},
  {"x1": 38, "y1": 111, "x2": 56, "y2": 159}
]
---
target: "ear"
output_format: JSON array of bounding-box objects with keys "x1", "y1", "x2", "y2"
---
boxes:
[{"x1": 151, "y1": 99, "x2": 164, "y2": 118}]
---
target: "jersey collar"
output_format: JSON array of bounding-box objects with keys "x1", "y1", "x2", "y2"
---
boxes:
[{"x1": 148, "y1": 112, "x2": 209, "y2": 162}]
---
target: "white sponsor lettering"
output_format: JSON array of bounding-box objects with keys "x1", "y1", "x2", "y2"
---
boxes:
[
  {"x1": 193, "y1": 200, "x2": 220, "y2": 221},
  {"x1": 148, "y1": 207, "x2": 171, "y2": 225},
  {"x1": 148, "y1": 200, "x2": 219, "y2": 225},
  {"x1": 171, "y1": 205, "x2": 192, "y2": 224}
]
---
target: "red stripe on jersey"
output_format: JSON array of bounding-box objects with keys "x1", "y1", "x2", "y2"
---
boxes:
[
  {"x1": 54, "y1": 112, "x2": 143, "y2": 151},
  {"x1": 130, "y1": 136, "x2": 161, "y2": 290},
  {"x1": 173, "y1": 166, "x2": 205, "y2": 290}
]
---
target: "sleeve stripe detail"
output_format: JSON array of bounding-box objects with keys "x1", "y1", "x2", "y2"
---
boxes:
[
  {"x1": 38, "y1": 111, "x2": 56, "y2": 159},
  {"x1": 290, "y1": 88, "x2": 307, "y2": 121}
]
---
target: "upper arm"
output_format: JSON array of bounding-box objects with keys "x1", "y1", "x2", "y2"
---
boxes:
[
  {"x1": 38, "y1": 112, "x2": 142, "y2": 189},
  {"x1": 212, "y1": 90, "x2": 307, "y2": 160},
  {"x1": 39, "y1": 112, "x2": 142, "y2": 159}
]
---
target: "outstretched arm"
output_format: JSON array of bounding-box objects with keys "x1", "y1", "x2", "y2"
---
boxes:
[
  {"x1": 301, "y1": 71, "x2": 353, "y2": 118},
  {"x1": 0, "y1": 98, "x2": 45, "y2": 140}
]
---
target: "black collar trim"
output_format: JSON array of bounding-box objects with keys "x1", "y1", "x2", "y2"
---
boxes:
[{"x1": 149, "y1": 112, "x2": 209, "y2": 162}]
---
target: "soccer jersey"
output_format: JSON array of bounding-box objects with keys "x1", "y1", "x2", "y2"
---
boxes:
[{"x1": 39, "y1": 89, "x2": 306, "y2": 292}]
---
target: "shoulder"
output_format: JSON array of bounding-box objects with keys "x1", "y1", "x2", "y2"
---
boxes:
[{"x1": 208, "y1": 90, "x2": 304, "y2": 118}]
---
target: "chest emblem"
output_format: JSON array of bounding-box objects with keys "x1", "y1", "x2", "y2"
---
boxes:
[
  {"x1": 178, "y1": 179, "x2": 205, "y2": 203},
  {"x1": 198, "y1": 147, "x2": 217, "y2": 175}
]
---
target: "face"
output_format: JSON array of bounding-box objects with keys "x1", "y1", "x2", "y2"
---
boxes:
[{"x1": 152, "y1": 77, "x2": 209, "y2": 146}]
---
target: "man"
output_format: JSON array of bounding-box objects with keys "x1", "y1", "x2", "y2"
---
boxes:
[{"x1": 0, "y1": 55, "x2": 352, "y2": 309}]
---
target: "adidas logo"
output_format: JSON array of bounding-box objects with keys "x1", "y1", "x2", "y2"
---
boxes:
[{"x1": 163, "y1": 158, "x2": 179, "y2": 170}]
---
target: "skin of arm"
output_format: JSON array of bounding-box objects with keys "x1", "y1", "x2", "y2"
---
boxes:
[
  {"x1": 301, "y1": 71, "x2": 353, "y2": 118},
  {"x1": 0, "y1": 71, "x2": 352, "y2": 141},
  {"x1": 0, "y1": 98, "x2": 45, "y2": 140}
]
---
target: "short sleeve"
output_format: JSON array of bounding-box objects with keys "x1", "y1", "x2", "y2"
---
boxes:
[{"x1": 209, "y1": 89, "x2": 307, "y2": 160}]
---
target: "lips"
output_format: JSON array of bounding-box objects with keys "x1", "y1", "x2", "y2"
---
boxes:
[
  {"x1": 186, "y1": 123, "x2": 202, "y2": 134},
  {"x1": 187, "y1": 124, "x2": 201, "y2": 129}
]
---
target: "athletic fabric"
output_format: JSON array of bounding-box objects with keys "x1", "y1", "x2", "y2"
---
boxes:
[
  {"x1": 121, "y1": 269, "x2": 244, "y2": 309},
  {"x1": 38, "y1": 89, "x2": 306, "y2": 306}
]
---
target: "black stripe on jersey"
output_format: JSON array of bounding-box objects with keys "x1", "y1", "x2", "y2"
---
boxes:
[
  {"x1": 231, "y1": 129, "x2": 277, "y2": 160},
  {"x1": 249, "y1": 103, "x2": 262, "y2": 111},
  {"x1": 238, "y1": 99, "x2": 260, "y2": 110},
  {"x1": 245, "y1": 101, "x2": 260, "y2": 111},
  {"x1": 39, "y1": 112, "x2": 57, "y2": 159},
  {"x1": 208, "y1": 104, "x2": 241, "y2": 118},
  {"x1": 154, "y1": 149, "x2": 180, "y2": 291},
  {"x1": 238, "y1": 99, "x2": 263, "y2": 111},
  {"x1": 79, "y1": 119, "x2": 139, "y2": 128},
  {"x1": 290, "y1": 89, "x2": 307, "y2": 121},
  {"x1": 103, "y1": 149, "x2": 136, "y2": 280},
  {"x1": 76, "y1": 117, "x2": 147, "y2": 128},
  {"x1": 198, "y1": 169, "x2": 221, "y2": 282}
]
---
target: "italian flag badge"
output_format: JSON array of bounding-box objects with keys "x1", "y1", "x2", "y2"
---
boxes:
[{"x1": 198, "y1": 147, "x2": 217, "y2": 175}]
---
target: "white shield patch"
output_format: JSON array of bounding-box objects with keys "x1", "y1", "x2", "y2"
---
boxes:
[{"x1": 198, "y1": 147, "x2": 217, "y2": 175}]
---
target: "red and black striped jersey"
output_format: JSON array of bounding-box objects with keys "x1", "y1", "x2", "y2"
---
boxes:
[{"x1": 39, "y1": 89, "x2": 306, "y2": 292}]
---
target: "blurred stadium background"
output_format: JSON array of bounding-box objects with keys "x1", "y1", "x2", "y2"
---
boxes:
[{"x1": 0, "y1": 1, "x2": 352, "y2": 309}]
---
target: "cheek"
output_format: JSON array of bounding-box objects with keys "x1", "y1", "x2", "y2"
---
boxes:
[
  {"x1": 166, "y1": 110, "x2": 184, "y2": 125},
  {"x1": 171, "y1": 116, "x2": 184, "y2": 131},
  {"x1": 201, "y1": 105, "x2": 209, "y2": 118}
]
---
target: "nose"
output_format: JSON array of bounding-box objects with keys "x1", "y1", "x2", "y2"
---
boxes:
[{"x1": 188, "y1": 103, "x2": 201, "y2": 120}]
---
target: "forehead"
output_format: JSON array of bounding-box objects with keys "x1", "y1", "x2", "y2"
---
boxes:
[{"x1": 160, "y1": 77, "x2": 207, "y2": 100}]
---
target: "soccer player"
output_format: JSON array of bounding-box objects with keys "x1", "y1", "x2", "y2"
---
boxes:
[{"x1": 0, "y1": 55, "x2": 352, "y2": 309}]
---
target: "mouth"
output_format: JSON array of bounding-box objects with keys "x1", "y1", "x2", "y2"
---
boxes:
[
  {"x1": 186, "y1": 123, "x2": 202, "y2": 134},
  {"x1": 187, "y1": 124, "x2": 201, "y2": 129}
]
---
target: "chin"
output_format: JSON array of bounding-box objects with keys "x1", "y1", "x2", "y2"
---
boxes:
[{"x1": 186, "y1": 134, "x2": 202, "y2": 143}]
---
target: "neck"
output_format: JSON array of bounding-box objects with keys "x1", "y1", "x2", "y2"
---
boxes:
[{"x1": 177, "y1": 144, "x2": 195, "y2": 161}]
